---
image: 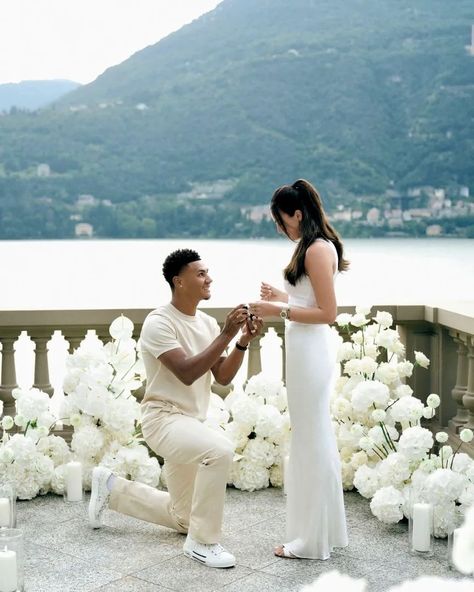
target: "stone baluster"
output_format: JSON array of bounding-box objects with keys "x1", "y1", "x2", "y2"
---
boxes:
[
  {"x1": 31, "y1": 332, "x2": 54, "y2": 396},
  {"x1": 0, "y1": 333, "x2": 20, "y2": 417},
  {"x1": 462, "y1": 336, "x2": 474, "y2": 430},
  {"x1": 65, "y1": 329, "x2": 87, "y2": 354},
  {"x1": 275, "y1": 325, "x2": 286, "y2": 382},
  {"x1": 448, "y1": 331, "x2": 469, "y2": 433}
]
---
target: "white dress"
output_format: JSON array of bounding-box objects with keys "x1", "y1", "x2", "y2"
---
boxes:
[{"x1": 283, "y1": 239, "x2": 348, "y2": 559}]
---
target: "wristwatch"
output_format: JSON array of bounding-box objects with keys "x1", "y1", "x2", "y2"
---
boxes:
[{"x1": 280, "y1": 307, "x2": 290, "y2": 320}]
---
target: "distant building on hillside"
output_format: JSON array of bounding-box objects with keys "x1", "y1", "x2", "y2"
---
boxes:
[
  {"x1": 366, "y1": 208, "x2": 380, "y2": 225},
  {"x1": 243, "y1": 205, "x2": 271, "y2": 222},
  {"x1": 75, "y1": 223, "x2": 93, "y2": 238},
  {"x1": 426, "y1": 224, "x2": 442, "y2": 237},
  {"x1": 37, "y1": 163, "x2": 51, "y2": 177},
  {"x1": 76, "y1": 194, "x2": 97, "y2": 209}
]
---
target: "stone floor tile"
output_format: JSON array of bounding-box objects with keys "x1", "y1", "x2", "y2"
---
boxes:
[
  {"x1": 32, "y1": 517, "x2": 180, "y2": 575},
  {"x1": 134, "y1": 555, "x2": 253, "y2": 592},
  {"x1": 93, "y1": 576, "x2": 173, "y2": 591},
  {"x1": 221, "y1": 570, "x2": 302, "y2": 592},
  {"x1": 24, "y1": 541, "x2": 121, "y2": 592}
]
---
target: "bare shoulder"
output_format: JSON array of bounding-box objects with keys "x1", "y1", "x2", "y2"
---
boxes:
[{"x1": 305, "y1": 240, "x2": 334, "y2": 260}]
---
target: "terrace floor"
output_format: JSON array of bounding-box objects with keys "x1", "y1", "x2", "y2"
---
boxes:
[{"x1": 18, "y1": 487, "x2": 468, "y2": 592}]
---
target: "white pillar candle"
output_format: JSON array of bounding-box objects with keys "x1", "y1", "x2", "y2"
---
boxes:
[
  {"x1": 66, "y1": 461, "x2": 83, "y2": 502},
  {"x1": 0, "y1": 547, "x2": 17, "y2": 592},
  {"x1": 0, "y1": 498, "x2": 10, "y2": 528},
  {"x1": 283, "y1": 454, "x2": 289, "y2": 495},
  {"x1": 412, "y1": 502, "x2": 432, "y2": 552}
]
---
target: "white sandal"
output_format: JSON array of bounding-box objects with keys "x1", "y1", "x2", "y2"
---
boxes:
[{"x1": 274, "y1": 544, "x2": 297, "y2": 558}]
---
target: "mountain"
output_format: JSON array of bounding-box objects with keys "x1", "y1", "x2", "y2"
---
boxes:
[
  {"x1": 0, "y1": 80, "x2": 81, "y2": 112},
  {"x1": 0, "y1": 0, "x2": 472, "y2": 238}
]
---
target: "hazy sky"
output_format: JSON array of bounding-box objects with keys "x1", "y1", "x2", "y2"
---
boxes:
[{"x1": 0, "y1": 0, "x2": 223, "y2": 85}]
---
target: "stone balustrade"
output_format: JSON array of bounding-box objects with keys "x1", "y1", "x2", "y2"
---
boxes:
[{"x1": 0, "y1": 304, "x2": 473, "y2": 455}]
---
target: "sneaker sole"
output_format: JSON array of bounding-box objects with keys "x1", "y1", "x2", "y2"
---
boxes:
[{"x1": 183, "y1": 549, "x2": 235, "y2": 569}]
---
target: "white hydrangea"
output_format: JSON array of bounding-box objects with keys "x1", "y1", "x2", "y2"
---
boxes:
[
  {"x1": 390, "y1": 396, "x2": 424, "y2": 424},
  {"x1": 230, "y1": 460, "x2": 269, "y2": 491},
  {"x1": 254, "y1": 405, "x2": 283, "y2": 441},
  {"x1": 351, "y1": 380, "x2": 390, "y2": 412},
  {"x1": 377, "y1": 453, "x2": 411, "y2": 487},
  {"x1": 453, "y1": 505, "x2": 474, "y2": 575},
  {"x1": 387, "y1": 576, "x2": 474, "y2": 592},
  {"x1": 397, "y1": 361, "x2": 414, "y2": 378},
  {"x1": 394, "y1": 384, "x2": 413, "y2": 399},
  {"x1": 335, "y1": 313, "x2": 353, "y2": 327},
  {"x1": 242, "y1": 437, "x2": 276, "y2": 468},
  {"x1": 398, "y1": 426, "x2": 433, "y2": 461},
  {"x1": 375, "y1": 329, "x2": 399, "y2": 350},
  {"x1": 370, "y1": 486, "x2": 404, "y2": 524},
  {"x1": 353, "y1": 465, "x2": 380, "y2": 499},
  {"x1": 423, "y1": 468, "x2": 467, "y2": 504},
  {"x1": 337, "y1": 341, "x2": 357, "y2": 363},
  {"x1": 230, "y1": 396, "x2": 260, "y2": 431}
]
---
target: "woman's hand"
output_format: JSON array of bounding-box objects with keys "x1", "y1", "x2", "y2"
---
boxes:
[
  {"x1": 260, "y1": 282, "x2": 287, "y2": 302},
  {"x1": 248, "y1": 301, "x2": 280, "y2": 318}
]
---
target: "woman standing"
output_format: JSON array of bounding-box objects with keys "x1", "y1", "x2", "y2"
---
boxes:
[{"x1": 249, "y1": 179, "x2": 349, "y2": 560}]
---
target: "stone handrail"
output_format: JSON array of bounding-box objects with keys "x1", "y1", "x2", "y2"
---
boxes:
[{"x1": 0, "y1": 304, "x2": 473, "y2": 454}]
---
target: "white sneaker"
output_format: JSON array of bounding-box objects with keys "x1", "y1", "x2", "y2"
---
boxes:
[
  {"x1": 89, "y1": 466, "x2": 112, "y2": 529},
  {"x1": 183, "y1": 535, "x2": 236, "y2": 568}
]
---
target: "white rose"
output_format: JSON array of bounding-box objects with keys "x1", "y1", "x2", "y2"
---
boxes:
[
  {"x1": 335, "y1": 313, "x2": 353, "y2": 327},
  {"x1": 355, "y1": 305, "x2": 372, "y2": 316},
  {"x1": 415, "y1": 351, "x2": 430, "y2": 368},
  {"x1": 360, "y1": 356, "x2": 378, "y2": 376},
  {"x1": 394, "y1": 384, "x2": 413, "y2": 399},
  {"x1": 344, "y1": 358, "x2": 363, "y2": 377},
  {"x1": 397, "y1": 361, "x2": 414, "y2": 378},
  {"x1": 374, "y1": 311, "x2": 393, "y2": 328},
  {"x1": 351, "y1": 313, "x2": 370, "y2": 328},
  {"x1": 375, "y1": 363, "x2": 400, "y2": 386},
  {"x1": 375, "y1": 329, "x2": 399, "y2": 350}
]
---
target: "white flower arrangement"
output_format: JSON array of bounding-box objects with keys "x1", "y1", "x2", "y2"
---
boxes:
[
  {"x1": 60, "y1": 315, "x2": 160, "y2": 491},
  {"x1": 0, "y1": 316, "x2": 160, "y2": 499},
  {"x1": 332, "y1": 309, "x2": 474, "y2": 537},
  {"x1": 216, "y1": 373, "x2": 290, "y2": 491}
]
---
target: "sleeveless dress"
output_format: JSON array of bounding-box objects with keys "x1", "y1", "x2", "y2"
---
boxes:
[{"x1": 283, "y1": 239, "x2": 348, "y2": 559}]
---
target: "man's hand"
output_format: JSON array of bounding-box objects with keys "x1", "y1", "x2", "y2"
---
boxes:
[
  {"x1": 222, "y1": 304, "x2": 249, "y2": 339},
  {"x1": 239, "y1": 315, "x2": 264, "y2": 346}
]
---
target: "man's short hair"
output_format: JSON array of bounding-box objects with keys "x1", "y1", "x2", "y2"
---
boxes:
[{"x1": 162, "y1": 249, "x2": 201, "y2": 289}]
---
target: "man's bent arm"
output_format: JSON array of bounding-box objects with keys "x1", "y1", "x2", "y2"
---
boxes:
[{"x1": 159, "y1": 332, "x2": 234, "y2": 386}]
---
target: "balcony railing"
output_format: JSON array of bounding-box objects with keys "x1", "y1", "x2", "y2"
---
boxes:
[{"x1": 0, "y1": 304, "x2": 473, "y2": 455}]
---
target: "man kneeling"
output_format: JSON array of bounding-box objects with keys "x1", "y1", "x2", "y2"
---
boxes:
[{"x1": 88, "y1": 249, "x2": 262, "y2": 568}]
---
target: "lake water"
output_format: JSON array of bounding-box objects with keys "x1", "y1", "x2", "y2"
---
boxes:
[
  {"x1": 2, "y1": 237, "x2": 473, "y2": 407},
  {"x1": 2, "y1": 238, "x2": 474, "y2": 310}
]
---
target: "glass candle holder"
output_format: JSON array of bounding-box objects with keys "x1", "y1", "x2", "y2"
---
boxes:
[
  {"x1": 0, "y1": 484, "x2": 16, "y2": 529},
  {"x1": 0, "y1": 528, "x2": 24, "y2": 592},
  {"x1": 64, "y1": 460, "x2": 84, "y2": 503},
  {"x1": 408, "y1": 501, "x2": 434, "y2": 556}
]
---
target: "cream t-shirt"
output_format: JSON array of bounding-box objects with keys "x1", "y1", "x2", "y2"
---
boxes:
[{"x1": 139, "y1": 303, "x2": 221, "y2": 420}]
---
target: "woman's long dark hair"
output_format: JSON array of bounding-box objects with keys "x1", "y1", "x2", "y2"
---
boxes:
[{"x1": 271, "y1": 179, "x2": 349, "y2": 285}]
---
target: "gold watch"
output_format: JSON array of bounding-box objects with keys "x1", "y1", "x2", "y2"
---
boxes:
[{"x1": 280, "y1": 307, "x2": 290, "y2": 320}]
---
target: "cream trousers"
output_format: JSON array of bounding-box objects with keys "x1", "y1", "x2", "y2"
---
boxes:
[{"x1": 108, "y1": 404, "x2": 234, "y2": 544}]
